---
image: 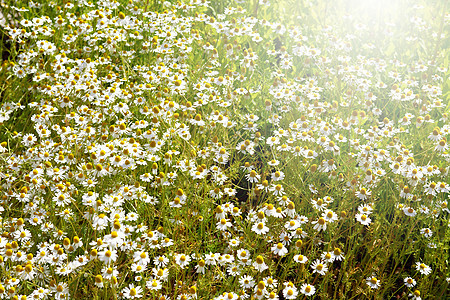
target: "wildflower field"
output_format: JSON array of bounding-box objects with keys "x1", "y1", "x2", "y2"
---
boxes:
[{"x1": 0, "y1": 0, "x2": 449, "y2": 298}]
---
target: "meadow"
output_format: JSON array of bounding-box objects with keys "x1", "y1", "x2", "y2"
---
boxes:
[{"x1": 0, "y1": 0, "x2": 449, "y2": 299}]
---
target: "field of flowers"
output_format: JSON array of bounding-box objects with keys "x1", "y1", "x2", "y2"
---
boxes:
[{"x1": 0, "y1": 0, "x2": 449, "y2": 299}]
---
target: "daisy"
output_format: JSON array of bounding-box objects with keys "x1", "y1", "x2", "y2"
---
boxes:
[
  {"x1": 356, "y1": 187, "x2": 371, "y2": 200},
  {"x1": 297, "y1": 215, "x2": 309, "y2": 224},
  {"x1": 146, "y1": 279, "x2": 162, "y2": 291},
  {"x1": 267, "y1": 159, "x2": 280, "y2": 166},
  {"x1": 311, "y1": 259, "x2": 328, "y2": 275},
  {"x1": 239, "y1": 275, "x2": 255, "y2": 289},
  {"x1": 217, "y1": 218, "x2": 233, "y2": 231},
  {"x1": 253, "y1": 255, "x2": 268, "y2": 272},
  {"x1": 98, "y1": 249, "x2": 117, "y2": 265},
  {"x1": 400, "y1": 186, "x2": 412, "y2": 198},
  {"x1": 415, "y1": 262, "x2": 432, "y2": 275},
  {"x1": 333, "y1": 247, "x2": 345, "y2": 261},
  {"x1": 271, "y1": 171, "x2": 285, "y2": 181},
  {"x1": 94, "y1": 275, "x2": 104, "y2": 288},
  {"x1": 195, "y1": 259, "x2": 206, "y2": 274},
  {"x1": 103, "y1": 231, "x2": 125, "y2": 248},
  {"x1": 175, "y1": 254, "x2": 191, "y2": 269},
  {"x1": 285, "y1": 220, "x2": 300, "y2": 231},
  {"x1": 355, "y1": 213, "x2": 372, "y2": 226},
  {"x1": 217, "y1": 255, "x2": 226, "y2": 266},
  {"x1": 101, "y1": 266, "x2": 119, "y2": 280},
  {"x1": 122, "y1": 284, "x2": 143, "y2": 299},
  {"x1": 229, "y1": 238, "x2": 240, "y2": 247},
  {"x1": 409, "y1": 290, "x2": 422, "y2": 300},
  {"x1": 321, "y1": 251, "x2": 335, "y2": 263},
  {"x1": 154, "y1": 255, "x2": 169, "y2": 268},
  {"x1": 241, "y1": 162, "x2": 255, "y2": 172},
  {"x1": 224, "y1": 188, "x2": 237, "y2": 197},
  {"x1": 308, "y1": 184, "x2": 319, "y2": 194},
  {"x1": 293, "y1": 254, "x2": 308, "y2": 264},
  {"x1": 30, "y1": 287, "x2": 50, "y2": 299},
  {"x1": 204, "y1": 252, "x2": 219, "y2": 265},
  {"x1": 134, "y1": 251, "x2": 150, "y2": 265},
  {"x1": 403, "y1": 207, "x2": 417, "y2": 217},
  {"x1": 270, "y1": 184, "x2": 285, "y2": 197},
  {"x1": 311, "y1": 198, "x2": 327, "y2": 211},
  {"x1": 252, "y1": 222, "x2": 270, "y2": 235},
  {"x1": 435, "y1": 139, "x2": 448, "y2": 152},
  {"x1": 245, "y1": 170, "x2": 260, "y2": 183},
  {"x1": 271, "y1": 243, "x2": 288, "y2": 256},
  {"x1": 404, "y1": 277, "x2": 416, "y2": 287},
  {"x1": 366, "y1": 276, "x2": 380, "y2": 289},
  {"x1": 437, "y1": 182, "x2": 450, "y2": 193},
  {"x1": 131, "y1": 263, "x2": 146, "y2": 273},
  {"x1": 290, "y1": 226, "x2": 307, "y2": 240},
  {"x1": 223, "y1": 253, "x2": 235, "y2": 264},
  {"x1": 263, "y1": 276, "x2": 278, "y2": 289},
  {"x1": 227, "y1": 264, "x2": 241, "y2": 276},
  {"x1": 254, "y1": 281, "x2": 268, "y2": 300},
  {"x1": 266, "y1": 136, "x2": 280, "y2": 146},
  {"x1": 215, "y1": 206, "x2": 227, "y2": 220},
  {"x1": 357, "y1": 203, "x2": 373, "y2": 215},
  {"x1": 272, "y1": 207, "x2": 286, "y2": 218},
  {"x1": 323, "y1": 209, "x2": 338, "y2": 223},
  {"x1": 420, "y1": 228, "x2": 432, "y2": 238},
  {"x1": 267, "y1": 291, "x2": 279, "y2": 300},
  {"x1": 282, "y1": 284, "x2": 298, "y2": 300},
  {"x1": 312, "y1": 217, "x2": 328, "y2": 231},
  {"x1": 237, "y1": 249, "x2": 251, "y2": 262},
  {"x1": 53, "y1": 282, "x2": 69, "y2": 298},
  {"x1": 300, "y1": 283, "x2": 316, "y2": 296}
]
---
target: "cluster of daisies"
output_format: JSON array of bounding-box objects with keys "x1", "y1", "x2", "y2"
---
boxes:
[{"x1": 0, "y1": 0, "x2": 448, "y2": 299}]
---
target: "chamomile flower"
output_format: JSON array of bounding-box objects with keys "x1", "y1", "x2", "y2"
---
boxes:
[
  {"x1": 246, "y1": 170, "x2": 260, "y2": 183},
  {"x1": 312, "y1": 217, "x2": 328, "y2": 231},
  {"x1": 366, "y1": 276, "x2": 381, "y2": 289},
  {"x1": 355, "y1": 213, "x2": 372, "y2": 226},
  {"x1": 285, "y1": 219, "x2": 300, "y2": 231},
  {"x1": 323, "y1": 209, "x2": 338, "y2": 223},
  {"x1": 420, "y1": 228, "x2": 432, "y2": 238},
  {"x1": 252, "y1": 222, "x2": 270, "y2": 235},
  {"x1": 321, "y1": 251, "x2": 335, "y2": 263},
  {"x1": 300, "y1": 283, "x2": 316, "y2": 296},
  {"x1": 239, "y1": 275, "x2": 255, "y2": 289},
  {"x1": 310, "y1": 259, "x2": 328, "y2": 275},
  {"x1": 409, "y1": 290, "x2": 422, "y2": 300},
  {"x1": 358, "y1": 203, "x2": 374, "y2": 215},
  {"x1": 271, "y1": 243, "x2": 288, "y2": 256},
  {"x1": 404, "y1": 277, "x2": 416, "y2": 287},
  {"x1": 195, "y1": 259, "x2": 207, "y2": 274},
  {"x1": 332, "y1": 247, "x2": 345, "y2": 261},
  {"x1": 154, "y1": 255, "x2": 169, "y2": 268},
  {"x1": 175, "y1": 253, "x2": 191, "y2": 269},
  {"x1": 217, "y1": 218, "x2": 233, "y2": 231},
  {"x1": 311, "y1": 198, "x2": 328, "y2": 211},
  {"x1": 293, "y1": 254, "x2": 308, "y2": 264},
  {"x1": 415, "y1": 262, "x2": 432, "y2": 275},
  {"x1": 122, "y1": 284, "x2": 143, "y2": 299},
  {"x1": 282, "y1": 283, "x2": 298, "y2": 299},
  {"x1": 356, "y1": 187, "x2": 371, "y2": 200},
  {"x1": 98, "y1": 249, "x2": 118, "y2": 265},
  {"x1": 403, "y1": 207, "x2": 417, "y2": 217},
  {"x1": 146, "y1": 279, "x2": 162, "y2": 291},
  {"x1": 253, "y1": 255, "x2": 268, "y2": 272}
]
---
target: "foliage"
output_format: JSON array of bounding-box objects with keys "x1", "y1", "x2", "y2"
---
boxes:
[{"x1": 0, "y1": 0, "x2": 449, "y2": 299}]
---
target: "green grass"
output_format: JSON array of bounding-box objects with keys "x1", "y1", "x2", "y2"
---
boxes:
[{"x1": 0, "y1": 0, "x2": 449, "y2": 299}]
